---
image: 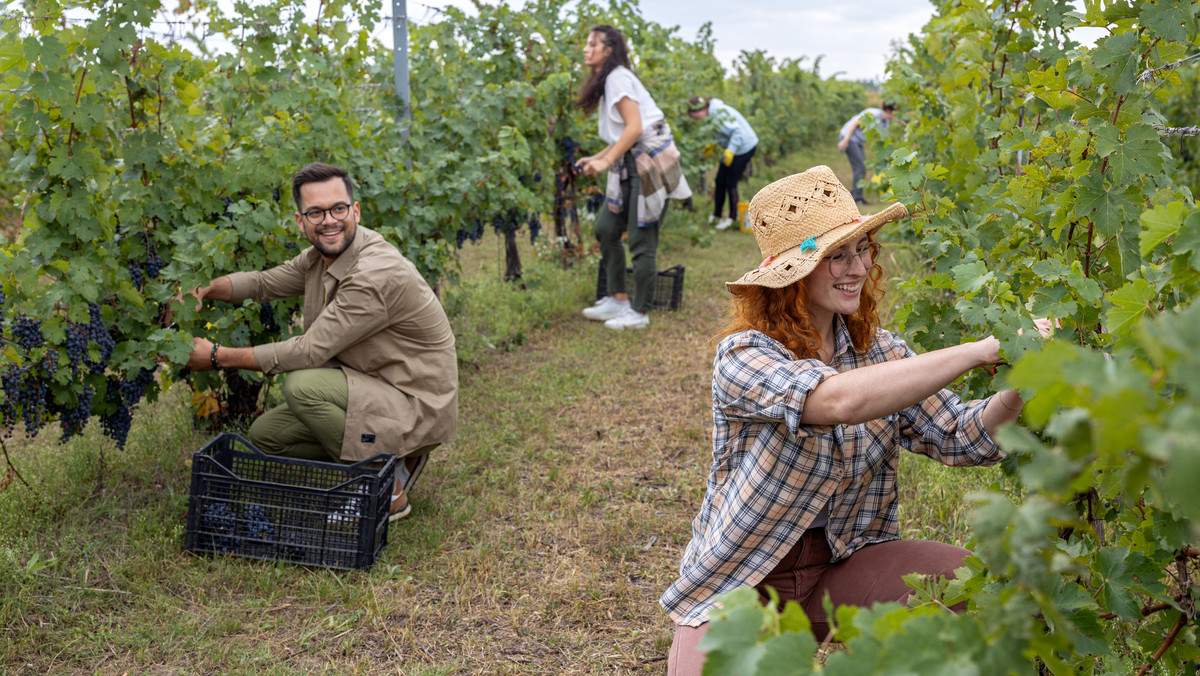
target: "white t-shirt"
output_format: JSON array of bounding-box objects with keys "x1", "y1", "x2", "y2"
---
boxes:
[{"x1": 597, "y1": 66, "x2": 664, "y2": 146}]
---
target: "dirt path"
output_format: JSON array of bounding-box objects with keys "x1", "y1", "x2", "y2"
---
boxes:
[{"x1": 370, "y1": 229, "x2": 757, "y2": 674}]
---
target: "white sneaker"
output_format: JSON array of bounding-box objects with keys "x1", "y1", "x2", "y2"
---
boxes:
[
  {"x1": 604, "y1": 307, "x2": 649, "y2": 330},
  {"x1": 715, "y1": 218, "x2": 734, "y2": 231},
  {"x1": 707, "y1": 214, "x2": 717, "y2": 224},
  {"x1": 582, "y1": 296, "x2": 629, "y2": 321}
]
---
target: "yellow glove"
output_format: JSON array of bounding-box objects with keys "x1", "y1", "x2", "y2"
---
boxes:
[
  {"x1": 701, "y1": 143, "x2": 716, "y2": 159},
  {"x1": 722, "y1": 149, "x2": 734, "y2": 166}
]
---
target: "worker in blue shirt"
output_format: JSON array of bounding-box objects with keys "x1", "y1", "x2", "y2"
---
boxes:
[{"x1": 688, "y1": 96, "x2": 758, "y2": 230}]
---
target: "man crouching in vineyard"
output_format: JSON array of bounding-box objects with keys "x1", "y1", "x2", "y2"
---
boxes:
[
  {"x1": 178, "y1": 162, "x2": 458, "y2": 523},
  {"x1": 661, "y1": 167, "x2": 1031, "y2": 674}
]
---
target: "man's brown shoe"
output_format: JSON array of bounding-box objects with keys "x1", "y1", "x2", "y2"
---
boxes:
[{"x1": 389, "y1": 479, "x2": 412, "y2": 522}]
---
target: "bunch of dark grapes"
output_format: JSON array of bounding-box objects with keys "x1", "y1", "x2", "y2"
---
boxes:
[
  {"x1": 97, "y1": 367, "x2": 157, "y2": 449},
  {"x1": 490, "y1": 210, "x2": 523, "y2": 236},
  {"x1": 86, "y1": 304, "x2": 115, "y2": 374},
  {"x1": 241, "y1": 503, "x2": 275, "y2": 542},
  {"x1": 118, "y1": 367, "x2": 156, "y2": 410},
  {"x1": 12, "y1": 314, "x2": 44, "y2": 352},
  {"x1": 128, "y1": 261, "x2": 145, "y2": 288},
  {"x1": 140, "y1": 232, "x2": 163, "y2": 279},
  {"x1": 528, "y1": 214, "x2": 542, "y2": 243},
  {"x1": 0, "y1": 313, "x2": 52, "y2": 438},
  {"x1": 0, "y1": 289, "x2": 6, "y2": 317},
  {"x1": 1, "y1": 364, "x2": 23, "y2": 434},
  {"x1": 200, "y1": 502, "x2": 237, "y2": 554},
  {"x1": 56, "y1": 385, "x2": 94, "y2": 442},
  {"x1": 584, "y1": 193, "x2": 603, "y2": 214},
  {"x1": 63, "y1": 323, "x2": 89, "y2": 378},
  {"x1": 455, "y1": 219, "x2": 485, "y2": 249},
  {"x1": 1, "y1": 363, "x2": 48, "y2": 439},
  {"x1": 259, "y1": 301, "x2": 278, "y2": 335},
  {"x1": 99, "y1": 377, "x2": 133, "y2": 450},
  {"x1": 558, "y1": 135, "x2": 581, "y2": 167},
  {"x1": 41, "y1": 349, "x2": 58, "y2": 378}
]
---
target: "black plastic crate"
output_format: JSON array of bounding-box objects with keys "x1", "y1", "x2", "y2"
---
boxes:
[
  {"x1": 594, "y1": 264, "x2": 685, "y2": 311},
  {"x1": 184, "y1": 433, "x2": 395, "y2": 570}
]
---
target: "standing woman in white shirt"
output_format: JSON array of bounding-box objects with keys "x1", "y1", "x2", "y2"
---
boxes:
[{"x1": 576, "y1": 24, "x2": 692, "y2": 331}]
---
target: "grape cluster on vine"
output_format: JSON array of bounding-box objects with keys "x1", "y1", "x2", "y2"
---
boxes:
[
  {"x1": 55, "y1": 386, "x2": 94, "y2": 442},
  {"x1": 455, "y1": 219, "x2": 485, "y2": 249},
  {"x1": 12, "y1": 314, "x2": 44, "y2": 352},
  {"x1": 1, "y1": 363, "x2": 48, "y2": 439},
  {"x1": 527, "y1": 215, "x2": 542, "y2": 243},
  {"x1": 98, "y1": 367, "x2": 157, "y2": 451},
  {"x1": 128, "y1": 261, "x2": 145, "y2": 288},
  {"x1": 259, "y1": 301, "x2": 279, "y2": 335},
  {"x1": 141, "y1": 232, "x2": 164, "y2": 279}
]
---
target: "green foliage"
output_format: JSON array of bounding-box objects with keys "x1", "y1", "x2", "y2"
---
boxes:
[{"x1": 704, "y1": 0, "x2": 1200, "y2": 672}]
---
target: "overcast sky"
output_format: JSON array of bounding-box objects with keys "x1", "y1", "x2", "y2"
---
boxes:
[{"x1": 402, "y1": 0, "x2": 940, "y2": 82}]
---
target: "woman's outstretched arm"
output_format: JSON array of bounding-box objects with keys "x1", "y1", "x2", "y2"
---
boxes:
[{"x1": 801, "y1": 336, "x2": 1020, "y2": 431}]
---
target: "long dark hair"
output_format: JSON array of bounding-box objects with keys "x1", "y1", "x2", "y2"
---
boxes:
[{"x1": 576, "y1": 24, "x2": 631, "y2": 115}]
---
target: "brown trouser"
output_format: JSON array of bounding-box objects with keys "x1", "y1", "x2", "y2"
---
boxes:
[{"x1": 667, "y1": 528, "x2": 970, "y2": 676}]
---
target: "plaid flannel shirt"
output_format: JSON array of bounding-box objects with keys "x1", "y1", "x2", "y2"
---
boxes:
[{"x1": 660, "y1": 318, "x2": 1003, "y2": 627}]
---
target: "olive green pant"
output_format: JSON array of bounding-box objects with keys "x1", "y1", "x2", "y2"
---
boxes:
[
  {"x1": 249, "y1": 368, "x2": 348, "y2": 463},
  {"x1": 594, "y1": 174, "x2": 661, "y2": 314}
]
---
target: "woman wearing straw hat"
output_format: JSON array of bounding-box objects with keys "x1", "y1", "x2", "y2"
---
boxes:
[
  {"x1": 575, "y1": 24, "x2": 692, "y2": 331},
  {"x1": 660, "y1": 166, "x2": 1026, "y2": 673},
  {"x1": 686, "y1": 95, "x2": 758, "y2": 231}
]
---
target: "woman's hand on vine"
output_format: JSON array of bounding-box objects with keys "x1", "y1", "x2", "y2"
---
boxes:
[
  {"x1": 577, "y1": 155, "x2": 611, "y2": 176},
  {"x1": 973, "y1": 335, "x2": 1003, "y2": 367},
  {"x1": 1022, "y1": 317, "x2": 1058, "y2": 339}
]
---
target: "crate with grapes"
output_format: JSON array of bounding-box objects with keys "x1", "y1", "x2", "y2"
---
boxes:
[{"x1": 184, "y1": 433, "x2": 396, "y2": 569}]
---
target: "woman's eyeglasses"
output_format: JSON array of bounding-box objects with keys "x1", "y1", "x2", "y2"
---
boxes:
[{"x1": 824, "y1": 241, "x2": 880, "y2": 277}]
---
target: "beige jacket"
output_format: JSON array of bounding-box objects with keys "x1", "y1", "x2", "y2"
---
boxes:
[{"x1": 228, "y1": 226, "x2": 458, "y2": 461}]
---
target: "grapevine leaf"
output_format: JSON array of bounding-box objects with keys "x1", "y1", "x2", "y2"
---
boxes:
[
  {"x1": 700, "y1": 588, "x2": 770, "y2": 675},
  {"x1": 777, "y1": 600, "x2": 811, "y2": 635},
  {"x1": 1139, "y1": 0, "x2": 1195, "y2": 43},
  {"x1": 1074, "y1": 173, "x2": 1130, "y2": 238},
  {"x1": 754, "y1": 632, "x2": 818, "y2": 675},
  {"x1": 1103, "y1": 279, "x2": 1156, "y2": 337},
  {"x1": 1138, "y1": 201, "x2": 1189, "y2": 257},
  {"x1": 1065, "y1": 264, "x2": 1104, "y2": 305},
  {"x1": 1090, "y1": 32, "x2": 1141, "y2": 94},
  {"x1": 1092, "y1": 547, "x2": 1160, "y2": 620},
  {"x1": 951, "y1": 260, "x2": 993, "y2": 295},
  {"x1": 1171, "y1": 210, "x2": 1200, "y2": 270},
  {"x1": 1092, "y1": 123, "x2": 1165, "y2": 183},
  {"x1": 1151, "y1": 407, "x2": 1200, "y2": 522}
]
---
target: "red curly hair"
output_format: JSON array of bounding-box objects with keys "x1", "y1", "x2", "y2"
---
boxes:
[{"x1": 713, "y1": 246, "x2": 887, "y2": 359}]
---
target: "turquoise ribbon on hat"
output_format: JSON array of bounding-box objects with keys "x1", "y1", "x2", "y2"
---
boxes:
[{"x1": 758, "y1": 219, "x2": 866, "y2": 269}]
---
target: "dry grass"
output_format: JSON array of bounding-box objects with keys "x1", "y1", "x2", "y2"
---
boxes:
[{"x1": 0, "y1": 148, "x2": 1001, "y2": 674}]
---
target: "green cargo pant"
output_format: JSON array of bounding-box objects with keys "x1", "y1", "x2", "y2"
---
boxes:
[
  {"x1": 249, "y1": 368, "x2": 348, "y2": 463},
  {"x1": 594, "y1": 166, "x2": 662, "y2": 315}
]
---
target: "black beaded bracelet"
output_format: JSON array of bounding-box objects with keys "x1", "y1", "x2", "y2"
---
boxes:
[{"x1": 210, "y1": 343, "x2": 221, "y2": 371}]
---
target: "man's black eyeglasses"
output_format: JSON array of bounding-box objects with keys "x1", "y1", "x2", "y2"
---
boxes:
[{"x1": 302, "y1": 203, "x2": 352, "y2": 225}]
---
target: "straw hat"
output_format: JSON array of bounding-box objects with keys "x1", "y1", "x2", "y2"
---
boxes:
[{"x1": 727, "y1": 166, "x2": 908, "y2": 290}]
